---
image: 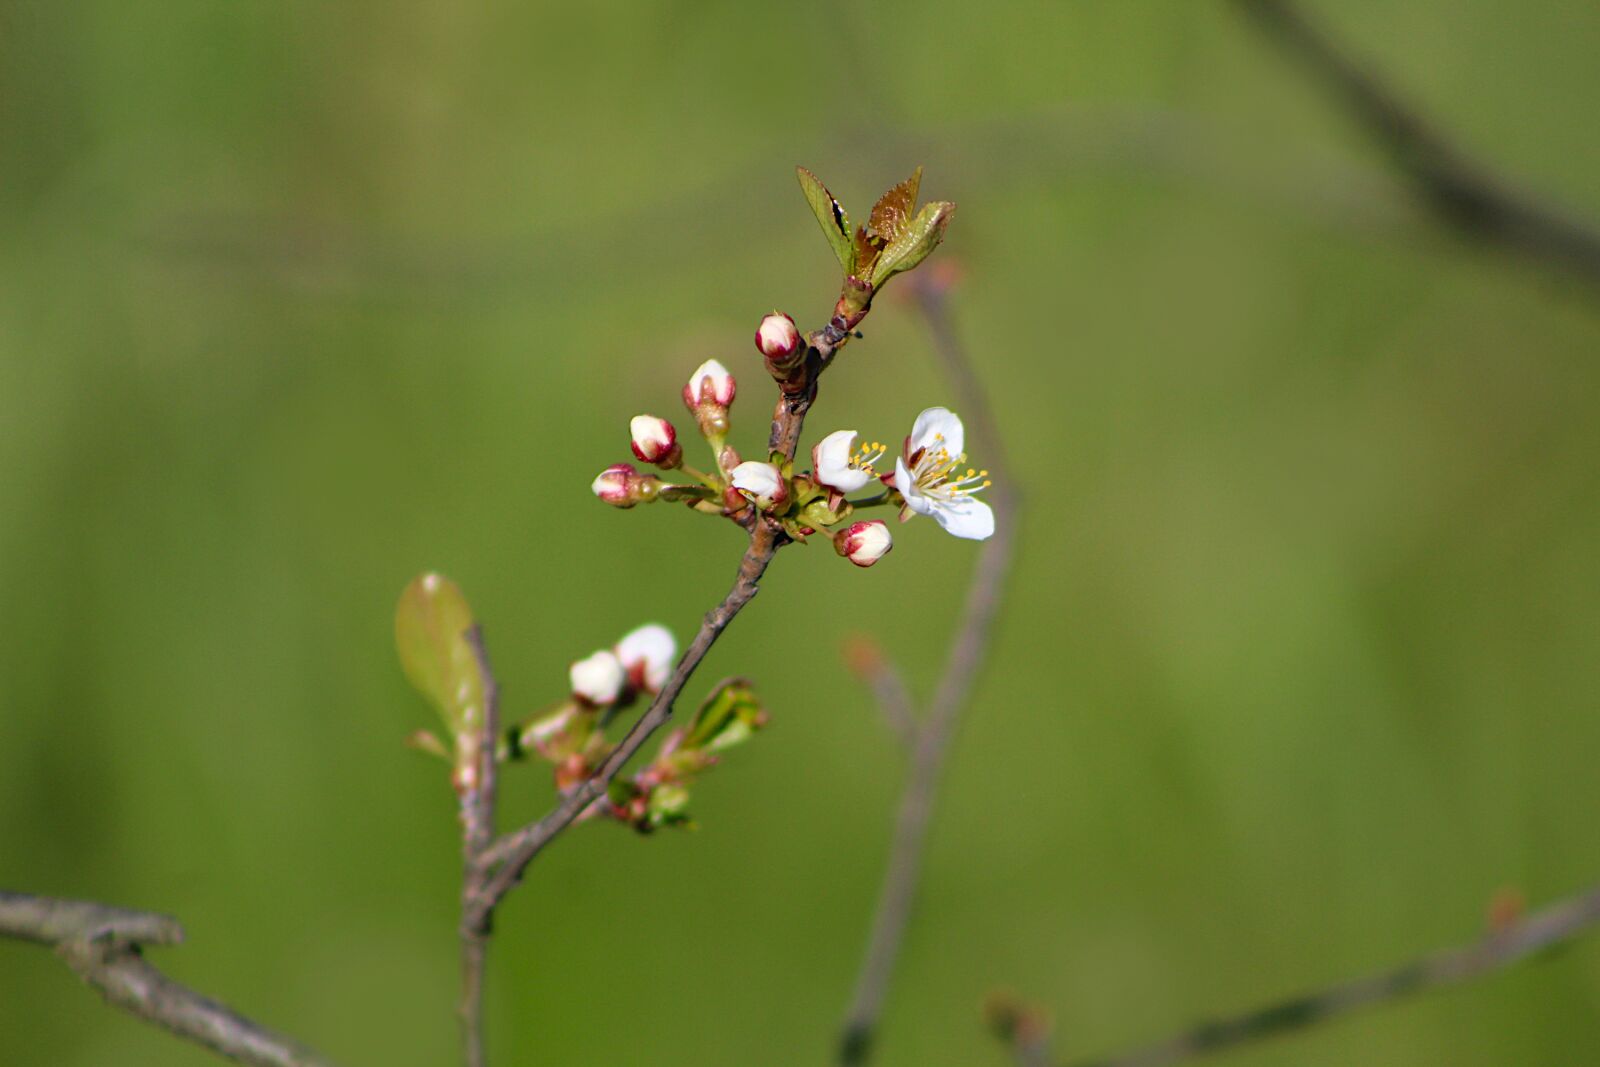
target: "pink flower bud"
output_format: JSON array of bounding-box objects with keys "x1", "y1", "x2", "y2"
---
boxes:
[
  {"x1": 590, "y1": 463, "x2": 659, "y2": 508},
  {"x1": 835, "y1": 520, "x2": 893, "y2": 567},
  {"x1": 628, "y1": 415, "x2": 681, "y2": 467},
  {"x1": 570, "y1": 649, "x2": 626, "y2": 705},
  {"x1": 682, "y1": 359, "x2": 736, "y2": 412},
  {"x1": 755, "y1": 312, "x2": 802, "y2": 364},
  {"x1": 729, "y1": 461, "x2": 788, "y2": 511}
]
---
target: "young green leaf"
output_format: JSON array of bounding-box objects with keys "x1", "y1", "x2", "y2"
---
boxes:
[
  {"x1": 867, "y1": 166, "x2": 923, "y2": 244},
  {"x1": 685, "y1": 678, "x2": 767, "y2": 753},
  {"x1": 870, "y1": 199, "x2": 956, "y2": 288},
  {"x1": 394, "y1": 572, "x2": 486, "y2": 738},
  {"x1": 797, "y1": 166, "x2": 856, "y2": 275}
]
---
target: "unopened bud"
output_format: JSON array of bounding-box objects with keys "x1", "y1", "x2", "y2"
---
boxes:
[
  {"x1": 682, "y1": 359, "x2": 736, "y2": 432},
  {"x1": 729, "y1": 461, "x2": 788, "y2": 511},
  {"x1": 629, "y1": 415, "x2": 681, "y2": 467},
  {"x1": 835, "y1": 520, "x2": 892, "y2": 567},
  {"x1": 616, "y1": 623, "x2": 676, "y2": 693},
  {"x1": 591, "y1": 463, "x2": 660, "y2": 508},
  {"x1": 570, "y1": 649, "x2": 626, "y2": 705},
  {"x1": 755, "y1": 311, "x2": 803, "y2": 370}
]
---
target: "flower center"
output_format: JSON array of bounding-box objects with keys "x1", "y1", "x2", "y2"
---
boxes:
[
  {"x1": 910, "y1": 434, "x2": 990, "y2": 501},
  {"x1": 851, "y1": 440, "x2": 888, "y2": 476}
]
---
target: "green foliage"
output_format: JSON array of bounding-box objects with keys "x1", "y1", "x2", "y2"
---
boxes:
[{"x1": 394, "y1": 573, "x2": 485, "y2": 740}]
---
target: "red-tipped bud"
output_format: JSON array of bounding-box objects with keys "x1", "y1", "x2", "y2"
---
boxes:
[
  {"x1": 629, "y1": 414, "x2": 681, "y2": 467},
  {"x1": 681, "y1": 359, "x2": 737, "y2": 437},
  {"x1": 591, "y1": 463, "x2": 660, "y2": 508},
  {"x1": 729, "y1": 461, "x2": 788, "y2": 511},
  {"x1": 835, "y1": 520, "x2": 892, "y2": 567},
  {"x1": 755, "y1": 311, "x2": 802, "y2": 367}
]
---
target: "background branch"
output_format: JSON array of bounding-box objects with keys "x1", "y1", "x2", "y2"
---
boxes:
[
  {"x1": 837, "y1": 278, "x2": 1021, "y2": 1065},
  {"x1": 0, "y1": 891, "x2": 339, "y2": 1067},
  {"x1": 1055, "y1": 883, "x2": 1600, "y2": 1067},
  {"x1": 1233, "y1": 0, "x2": 1600, "y2": 288}
]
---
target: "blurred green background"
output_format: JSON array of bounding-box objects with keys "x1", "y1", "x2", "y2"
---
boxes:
[{"x1": 4, "y1": 2, "x2": 1600, "y2": 1064}]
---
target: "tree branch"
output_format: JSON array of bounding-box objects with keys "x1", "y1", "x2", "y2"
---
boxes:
[
  {"x1": 1233, "y1": 0, "x2": 1600, "y2": 288},
  {"x1": 837, "y1": 278, "x2": 1021, "y2": 1065},
  {"x1": 0, "y1": 890, "x2": 340, "y2": 1067},
  {"x1": 1055, "y1": 884, "x2": 1600, "y2": 1067}
]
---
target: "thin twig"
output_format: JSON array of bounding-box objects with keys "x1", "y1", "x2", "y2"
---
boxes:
[
  {"x1": 0, "y1": 891, "x2": 340, "y2": 1067},
  {"x1": 458, "y1": 625, "x2": 500, "y2": 1067},
  {"x1": 1233, "y1": 0, "x2": 1600, "y2": 288},
  {"x1": 837, "y1": 280, "x2": 1021, "y2": 1065},
  {"x1": 1059, "y1": 884, "x2": 1600, "y2": 1067}
]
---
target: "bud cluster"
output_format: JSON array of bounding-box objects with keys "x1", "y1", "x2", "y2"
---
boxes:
[{"x1": 504, "y1": 625, "x2": 769, "y2": 830}]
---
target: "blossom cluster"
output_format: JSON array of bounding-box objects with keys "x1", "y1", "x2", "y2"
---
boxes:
[{"x1": 591, "y1": 322, "x2": 994, "y2": 565}]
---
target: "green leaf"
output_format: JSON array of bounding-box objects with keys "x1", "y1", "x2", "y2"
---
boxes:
[
  {"x1": 395, "y1": 572, "x2": 486, "y2": 737},
  {"x1": 867, "y1": 166, "x2": 922, "y2": 244},
  {"x1": 685, "y1": 678, "x2": 768, "y2": 753},
  {"x1": 797, "y1": 166, "x2": 856, "y2": 275},
  {"x1": 870, "y1": 199, "x2": 956, "y2": 288}
]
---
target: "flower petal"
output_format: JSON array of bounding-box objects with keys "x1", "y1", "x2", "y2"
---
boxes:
[
  {"x1": 930, "y1": 496, "x2": 994, "y2": 541},
  {"x1": 895, "y1": 457, "x2": 935, "y2": 516},
  {"x1": 908, "y1": 406, "x2": 964, "y2": 460},
  {"x1": 814, "y1": 429, "x2": 871, "y2": 493}
]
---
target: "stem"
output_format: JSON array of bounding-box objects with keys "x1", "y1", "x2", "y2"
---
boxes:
[
  {"x1": 837, "y1": 282, "x2": 1020, "y2": 1065},
  {"x1": 459, "y1": 626, "x2": 500, "y2": 1067},
  {"x1": 0, "y1": 891, "x2": 341, "y2": 1067}
]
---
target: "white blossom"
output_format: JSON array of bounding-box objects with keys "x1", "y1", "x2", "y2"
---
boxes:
[{"x1": 892, "y1": 407, "x2": 994, "y2": 541}]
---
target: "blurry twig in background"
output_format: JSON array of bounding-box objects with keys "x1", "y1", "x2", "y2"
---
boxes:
[
  {"x1": 0, "y1": 891, "x2": 339, "y2": 1067},
  {"x1": 1234, "y1": 0, "x2": 1600, "y2": 290},
  {"x1": 836, "y1": 271, "x2": 1020, "y2": 1065},
  {"x1": 1020, "y1": 883, "x2": 1600, "y2": 1067}
]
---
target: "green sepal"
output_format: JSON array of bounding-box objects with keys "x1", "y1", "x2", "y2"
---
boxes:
[
  {"x1": 870, "y1": 199, "x2": 956, "y2": 288},
  {"x1": 394, "y1": 573, "x2": 486, "y2": 739},
  {"x1": 797, "y1": 166, "x2": 856, "y2": 275},
  {"x1": 801, "y1": 499, "x2": 848, "y2": 529}
]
